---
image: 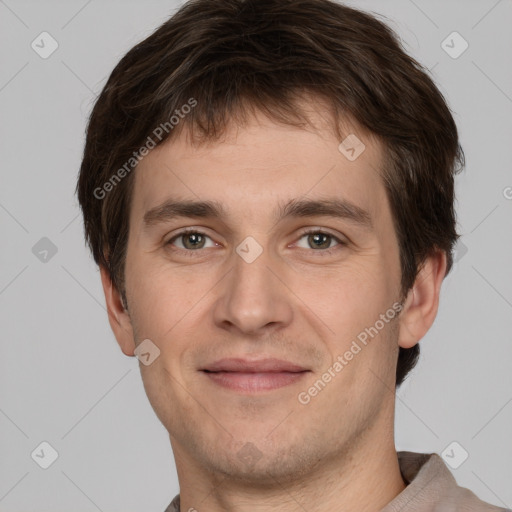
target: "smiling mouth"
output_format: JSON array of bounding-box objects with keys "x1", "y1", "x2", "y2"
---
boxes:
[
  {"x1": 201, "y1": 357, "x2": 311, "y2": 393},
  {"x1": 202, "y1": 370, "x2": 309, "y2": 392}
]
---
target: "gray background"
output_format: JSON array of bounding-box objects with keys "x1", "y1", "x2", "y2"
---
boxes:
[{"x1": 1, "y1": 0, "x2": 511, "y2": 510}]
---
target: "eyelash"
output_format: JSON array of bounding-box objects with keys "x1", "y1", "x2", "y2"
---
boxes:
[{"x1": 165, "y1": 228, "x2": 346, "y2": 258}]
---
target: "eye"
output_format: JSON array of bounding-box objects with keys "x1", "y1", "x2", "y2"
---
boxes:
[
  {"x1": 165, "y1": 228, "x2": 346, "y2": 257},
  {"x1": 166, "y1": 229, "x2": 217, "y2": 252},
  {"x1": 294, "y1": 229, "x2": 345, "y2": 253}
]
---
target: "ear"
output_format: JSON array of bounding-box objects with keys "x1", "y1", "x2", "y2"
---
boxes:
[
  {"x1": 398, "y1": 249, "x2": 447, "y2": 349},
  {"x1": 99, "y1": 265, "x2": 135, "y2": 357}
]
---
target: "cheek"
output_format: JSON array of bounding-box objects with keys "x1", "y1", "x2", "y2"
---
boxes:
[
  {"x1": 319, "y1": 261, "x2": 388, "y2": 307},
  {"x1": 124, "y1": 250, "x2": 175, "y2": 337},
  {"x1": 308, "y1": 262, "x2": 399, "y2": 349},
  {"x1": 125, "y1": 251, "x2": 213, "y2": 353}
]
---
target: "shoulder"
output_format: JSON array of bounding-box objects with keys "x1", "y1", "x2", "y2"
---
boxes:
[{"x1": 385, "y1": 451, "x2": 507, "y2": 512}]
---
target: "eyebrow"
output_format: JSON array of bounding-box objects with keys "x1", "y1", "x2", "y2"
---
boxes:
[{"x1": 143, "y1": 197, "x2": 373, "y2": 230}]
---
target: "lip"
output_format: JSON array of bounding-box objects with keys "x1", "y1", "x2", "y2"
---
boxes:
[
  {"x1": 202, "y1": 358, "x2": 308, "y2": 373},
  {"x1": 201, "y1": 358, "x2": 310, "y2": 393}
]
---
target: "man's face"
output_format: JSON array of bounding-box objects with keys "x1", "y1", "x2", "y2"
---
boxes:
[{"x1": 122, "y1": 106, "x2": 404, "y2": 482}]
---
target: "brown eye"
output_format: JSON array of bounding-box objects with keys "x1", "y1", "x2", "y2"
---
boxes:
[
  {"x1": 180, "y1": 232, "x2": 206, "y2": 250},
  {"x1": 295, "y1": 230, "x2": 345, "y2": 252},
  {"x1": 166, "y1": 230, "x2": 215, "y2": 252},
  {"x1": 307, "y1": 232, "x2": 333, "y2": 250}
]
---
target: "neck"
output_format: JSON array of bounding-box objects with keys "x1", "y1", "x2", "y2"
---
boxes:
[{"x1": 171, "y1": 425, "x2": 406, "y2": 512}]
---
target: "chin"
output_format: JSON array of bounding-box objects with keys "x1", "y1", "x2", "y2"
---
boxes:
[{"x1": 196, "y1": 432, "x2": 323, "y2": 484}]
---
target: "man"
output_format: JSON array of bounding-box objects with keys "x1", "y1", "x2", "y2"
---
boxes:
[{"x1": 76, "y1": 0, "x2": 506, "y2": 510}]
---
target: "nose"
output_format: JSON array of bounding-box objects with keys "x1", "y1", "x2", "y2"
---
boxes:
[{"x1": 212, "y1": 242, "x2": 294, "y2": 336}]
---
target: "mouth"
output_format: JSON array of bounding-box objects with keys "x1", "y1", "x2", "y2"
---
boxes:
[{"x1": 201, "y1": 358, "x2": 310, "y2": 393}]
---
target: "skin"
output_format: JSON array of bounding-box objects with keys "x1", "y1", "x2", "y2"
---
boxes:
[{"x1": 100, "y1": 103, "x2": 446, "y2": 512}]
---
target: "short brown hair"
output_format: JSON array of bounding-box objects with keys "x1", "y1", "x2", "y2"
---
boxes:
[{"x1": 76, "y1": 0, "x2": 465, "y2": 387}]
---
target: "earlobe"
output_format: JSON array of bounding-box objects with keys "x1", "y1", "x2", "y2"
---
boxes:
[
  {"x1": 99, "y1": 265, "x2": 136, "y2": 357},
  {"x1": 398, "y1": 250, "x2": 447, "y2": 349}
]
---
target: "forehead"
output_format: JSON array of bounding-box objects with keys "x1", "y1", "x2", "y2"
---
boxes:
[{"x1": 130, "y1": 107, "x2": 388, "y2": 229}]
